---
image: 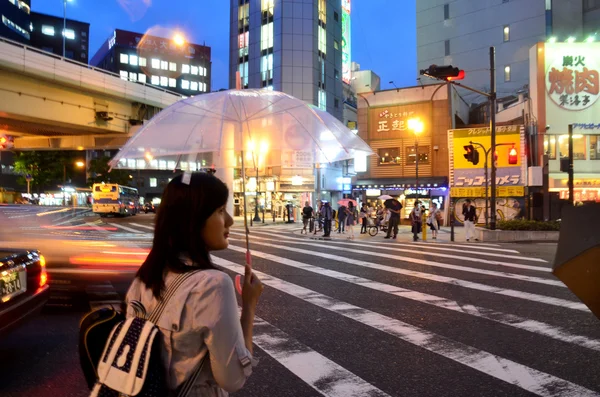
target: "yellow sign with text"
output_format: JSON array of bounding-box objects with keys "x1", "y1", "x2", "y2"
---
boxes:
[
  {"x1": 451, "y1": 126, "x2": 522, "y2": 169},
  {"x1": 451, "y1": 186, "x2": 525, "y2": 198}
]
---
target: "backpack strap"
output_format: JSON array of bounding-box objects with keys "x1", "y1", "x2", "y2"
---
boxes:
[
  {"x1": 148, "y1": 271, "x2": 198, "y2": 324},
  {"x1": 176, "y1": 354, "x2": 208, "y2": 397}
]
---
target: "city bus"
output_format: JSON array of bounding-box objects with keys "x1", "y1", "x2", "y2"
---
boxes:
[{"x1": 92, "y1": 183, "x2": 139, "y2": 217}]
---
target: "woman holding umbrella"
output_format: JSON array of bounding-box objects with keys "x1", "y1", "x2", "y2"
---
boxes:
[{"x1": 338, "y1": 199, "x2": 357, "y2": 240}]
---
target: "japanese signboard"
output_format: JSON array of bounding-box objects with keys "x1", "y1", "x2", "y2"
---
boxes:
[
  {"x1": 546, "y1": 49, "x2": 599, "y2": 111},
  {"x1": 448, "y1": 126, "x2": 526, "y2": 190},
  {"x1": 368, "y1": 103, "x2": 430, "y2": 140},
  {"x1": 341, "y1": 0, "x2": 351, "y2": 84},
  {"x1": 451, "y1": 186, "x2": 525, "y2": 198},
  {"x1": 281, "y1": 151, "x2": 314, "y2": 168}
]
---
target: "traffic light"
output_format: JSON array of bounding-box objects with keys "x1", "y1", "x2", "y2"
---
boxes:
[
  {"x1": 560, "y1": 157, "x2": 570, "y2": 172},
  {"x1": 463, "y1": 145, "x2": 480, "y2": 165},
  {"x1": 420, "y1": 65, "x2": 465, "y2": 81},
  {"x1": 0, "y1": 135, "x2": 13, "y2": 150},
  {"x1": 508, "y1": 145, "x2": 518, "y2": 165}
]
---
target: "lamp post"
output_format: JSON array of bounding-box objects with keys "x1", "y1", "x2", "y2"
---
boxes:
[
  {"x1": 63, "y1": 160, "x2": 85, "y2": 205},
  {"x1": 408, "y1": 118, "x2": 424, "y2": 193}
]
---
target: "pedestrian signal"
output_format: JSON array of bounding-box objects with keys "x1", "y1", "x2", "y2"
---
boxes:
[{"x1": 463, "y1": 145, "x2": 479, "y2": 165}]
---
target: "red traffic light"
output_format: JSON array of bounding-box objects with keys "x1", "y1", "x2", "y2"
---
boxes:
[
  {"x1": 0, "y1": 137, "x2": 6, "y2": 144},
  {"x1": 508, "y1": 146, "x2": 518, "y2": 165},
  {"x1": 447, "y1": 70, "x2": 465, "y2": 81}
]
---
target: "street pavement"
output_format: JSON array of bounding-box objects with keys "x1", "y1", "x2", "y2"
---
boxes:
[{"x1": 0, "y1": 205, "x2": 598, "y2": 397}]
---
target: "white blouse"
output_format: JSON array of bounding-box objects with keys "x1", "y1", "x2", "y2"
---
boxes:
[{"x1": 126, "y1": 269, "x2": 255, "y2": 396}]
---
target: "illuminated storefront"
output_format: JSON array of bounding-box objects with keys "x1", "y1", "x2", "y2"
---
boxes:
[
  {"x1": 448, "y1": 125, "x2": 527, "y2": 223},
  {"x1": 529, "y1": 41, "x2": 600, "y2": 204}
]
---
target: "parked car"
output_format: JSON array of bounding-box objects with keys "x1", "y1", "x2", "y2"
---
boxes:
[
  {"x1": 0, "y1": 249, "x2": 49, "y2": 335},
  {"x1": 143, "y1": 203, "x2": 156, "y2": 213}
]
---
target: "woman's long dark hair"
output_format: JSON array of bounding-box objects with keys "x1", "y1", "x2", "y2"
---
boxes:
[{"x1": 137, "y1": 172, "x2": 229, "y2": 298}]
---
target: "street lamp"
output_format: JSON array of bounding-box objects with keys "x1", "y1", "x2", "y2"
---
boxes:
[
  {"x1": 63, "y1": 160, "x2": 85, "y2": 205},
  {"x1": 63, "y1": 0, "x2": 74, "y2": 58},
  {"x1": 408, "y1": 118, "x2": 424, "y2": 191},
  {"x1": 173, "y1": 33, "x2": 186, "y2": 47}
]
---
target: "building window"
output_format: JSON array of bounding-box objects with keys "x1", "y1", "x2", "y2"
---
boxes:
[
  {"x1": 191, "y1": 66, "x2": 199, "y2": 75},
  {"x1": 182, "y1": 80, "x2": 190, "y2": 90},
  {"x1": 334, "y1": 40, "x2": 339, "y2": 50},
  {"x1": 334, "y1": 11, "x2": 339, "y2": 22},
  {"x1": 81, "y1": 52, "x2": 86, "y2": 59},
  {"x1": 318, "y1": 25, "x2": 327, "y2": 55},
  {"x1": 238, "y1": 31, "x2": 249, "y2": 58},
  {"x1": 129, "y1": 72, "x2": 137, "y2": 82},
  {"x1": 41, "y1": 25, "x2": 55, "y2": 36},
  {"x1": 182, "y1": 64, "x2": 190, "y2": 74},
  {"x1": 151, "y1": 58, "x2": 160, "y2": 69},
  {"x1": 139, "y1": 57, "x2": 147, "y2": 67},
  {"x1": 558, "y1": 134, "x2": 586, "y2": 160},
  {"x1": 261, "y1": 53, "x2": 273, "y2": 82},
  {"x1": 169, "y1": 78, "x2": 176, "y2": 87},
  {"x1": 160, "y1": 76, "x2": 168, "y2": 86},
  {"x1": 151, "y1": 75, "x2": 159, "y2": 85},
  {"x1": 504, "y1": 65, "x2": 511, "y2": 81},
  {"x1": 503, "y1": 25, "x2": 510, "y2": 42},
  {"x1": 261, "y1": 22, "x2": 274, "y2": 51},
  {"x1": 169, "y1": 62, "x2": 177, "y2": 72},
  {"x1": 406, "y1": 146, "x2": 430, "y2": 165},
  {"x1": 378, "y1": 148, "x2": 401, "y2": 165},
  {"x1": 120, "y1": 53, "x2": 128, "y2": 64},
  {"x1": 81, "y1": 31, "x2": 86, "y2": 37},
  {"x1": 129, "y1": 54, "x2": 138, "y2": 66},
  {"x1": 318, "y1": 89, "x2": 326, "y2": 111},
  {"x1": 334, "y1": 69, "x2": 339, "y2": 80},
  {"x1": 63, "y1": 29, "x2": 75, "y2": 40},
  {"x1": 138, "y1": 73, "x2": 147, "y2": 83},
  {"x1": 334, "y1": 98, "x2": 339, "y2": 108},
  {"x1": 590, "y1": 136, "x2": 600, "y2": 160},
  {"x1": 149, "y1": 178, "x2": 157, "y2": 188},
  {"x1": 191, "y1": 81, "x2": 199, "y2": 91},
  {"x1": 160, "y1": 60, "x2": 168, "y2": 70},
  {"x1": 119, "y1": 70, "x2": 128, "y2": 80},
  {"x1": 444, "y1": 40, "x2": 450, "y2": 56},
  {"x1": 443, "y1": 4, "x2": 450, "y2": 20},
  {"x1": 2, "y1": 15, "x2": 30, "y2": 39},
  {"x1": 239, "y1": 61, "x2": 248, "y2": 87}
]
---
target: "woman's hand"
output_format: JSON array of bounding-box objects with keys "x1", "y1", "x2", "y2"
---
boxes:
[{"x1": 242, "y1": 262, "x2": 263, "y2": 309}]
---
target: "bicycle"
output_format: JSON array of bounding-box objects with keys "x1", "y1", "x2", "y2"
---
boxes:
[{"x1": 365, "y1": 217, "x2": 379, "y2": 236}]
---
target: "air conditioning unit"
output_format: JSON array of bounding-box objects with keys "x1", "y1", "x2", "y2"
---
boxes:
[{"x1": 95, "y1": 111, "x2": 113, "y2": 121}]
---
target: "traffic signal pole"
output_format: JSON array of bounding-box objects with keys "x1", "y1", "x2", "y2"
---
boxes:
[{"x1": 489, "y1": 47, "x2": 498, "y2": 230}]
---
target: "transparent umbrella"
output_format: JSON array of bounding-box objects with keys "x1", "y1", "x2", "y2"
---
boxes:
[{"x1": 109, "y1": 89, "x2": 374, "y2": 265}]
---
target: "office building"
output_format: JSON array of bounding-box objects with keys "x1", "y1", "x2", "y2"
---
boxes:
[
  {"x1": 0, "y1": 0, "x2": 31, "y2": 43},
  {"x1": 229, "y1": 0, "x2": 346, "y2": 122},
  {"x1": 91, "y1": 29, "x2": 211, "y2": 96},
  {"x1": 30, "y1": 12, "x2": 89, "y2": 63},
  {"x1": 417, "y1": 0, "x2": 600, "y2": 101}
]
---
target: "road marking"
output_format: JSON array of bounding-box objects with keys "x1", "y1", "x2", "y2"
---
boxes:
[
  {"x1": 227, "y1": 244, "x2": 600, "y2": 352},
  {"x1": 227, "y1": 237, "x2": 587, "y2": 311},
  {"x1": 213, "y1": 256, "x2": 599, "y2": 397},
  {"x1": 107, "y1": 223, "x2": 145, "y2": 233},
  {"x1": 231, "y1": 233, "x2": 560, "y2": 286},
  {"x1": 252, "y1": 315, "x2": 390, "y2": 397},
  {"x1": 85, "y1": 222, "x2": 107, "y2": 231},
  {"x1": 128, "y1": 222, "x2": 155, "y2": 231},
  {"x1": 47, "y1": 268, "x2": 137, "y2": 275}
]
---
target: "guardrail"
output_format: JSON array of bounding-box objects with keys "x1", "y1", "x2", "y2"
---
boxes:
[{"x1": 0, "y1": 36, "x2": 184, "y2": 108}]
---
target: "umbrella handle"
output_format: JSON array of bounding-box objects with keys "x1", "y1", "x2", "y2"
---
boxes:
[{"x1": 245, "y1": 249, "x2": 252, "y2": 266}]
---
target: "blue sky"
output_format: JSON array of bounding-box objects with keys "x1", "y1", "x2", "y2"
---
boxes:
[{"x1": 33, "y1": 0, "x2": 416, "y2": 91}]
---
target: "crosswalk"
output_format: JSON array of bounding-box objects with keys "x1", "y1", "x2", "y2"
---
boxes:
[{"x1": 212, "y1": 227, "x2": 600, "y2": 397}]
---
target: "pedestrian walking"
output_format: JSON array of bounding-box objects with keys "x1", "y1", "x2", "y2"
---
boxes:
[
  {"x1": 301, "y1": 201, "x2": 313, "y2": 234},
  {"x1": 384, "y1": 198, "x2": 402, "y2": 239},
  {"x1": 345, "y1": 201, "x2": 356, "y2": 240},
  {"x1": 410, "y1": 201, "x2": 423, "y2": 242},
  {"x1": 125, "y1": 172, "x2": 263, "y2": 396},
  {"x1": 321, "y1": 201, "x2": 333, "y2": 237},
  {"x1": 462, "y1": 199, "x2": 479, "y2": 242},
  {"x1": 360, "y1": 203, "x2": 368, "y2": 234},
  {"x1": 427, "y1": 202, "x2": 442, "y2": 239},
  {"x1": 337, "y1": 204, "x2": 347, "y2": 233}
]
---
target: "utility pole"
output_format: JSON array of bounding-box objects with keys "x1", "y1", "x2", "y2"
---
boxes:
[
  {"x1": 568, "y1": 124, "x2": 574, "y2": 205},
  {"x1": 63, "y1": 0, "x2": 67, "y2": 57},
  {"x1": 489, "y1": 47, "x2": 498, "y2": 230}
]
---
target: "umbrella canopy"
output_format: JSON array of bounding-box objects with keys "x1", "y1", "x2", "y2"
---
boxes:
[
  {"x1": 109, "y1": 89, "x2": 373, "y2": 169},
  {"x1": 338, "y1": 198, "x2": 357, "y2": 207},
  {"x1": 378, "y1": 195, "x2": 393, "y2": 200},
  {"x1": 553, "y1": 204, "x2": 600, "y2": 319}
]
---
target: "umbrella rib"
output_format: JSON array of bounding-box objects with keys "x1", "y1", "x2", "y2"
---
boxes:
[
  {"x1": 284, "y1": 110, "x2": 335, "y2": 164},
  {"x1": 242, "y1": 95, "x2": 288, "y2": 122},
  {"x1": 246, "y1": 102, "x2": 307, "y2": 122},
  {"x1": 238, "y1": 99, "x2": 258, "y2": 169},
  {"x1": 216, "y1": 93, "x2": 232, "y2": 162},
  {"x1": 180, "y1": 99, "x2": 241, "y2": 123}
]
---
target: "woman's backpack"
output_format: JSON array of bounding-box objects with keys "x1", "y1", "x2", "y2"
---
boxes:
[{"x1": 80, "y1": 271, "x2": 206, "y2": 397}]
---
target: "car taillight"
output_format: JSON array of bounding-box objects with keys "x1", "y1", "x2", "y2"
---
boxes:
[{"x1": 39, "y1": 255, "x2": 48, "y2": 287}]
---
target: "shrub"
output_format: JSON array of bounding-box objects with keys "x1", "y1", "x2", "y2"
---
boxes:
[{"x1": 496, "y1": 220, "x2": 560, "y2": 231}]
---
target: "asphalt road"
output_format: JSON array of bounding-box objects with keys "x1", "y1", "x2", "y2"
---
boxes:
[{"x1": 0, "y1": 205, "x2": 598, "y2": 397}]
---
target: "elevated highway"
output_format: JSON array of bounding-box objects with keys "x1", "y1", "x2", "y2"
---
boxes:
[{"x1": 0, "y1": 37, "x2": 183, "y2": 150}]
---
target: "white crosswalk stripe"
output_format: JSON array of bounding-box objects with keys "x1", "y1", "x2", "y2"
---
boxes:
[{"x1": 213, "y1": 256, "x2": 599, "y2": 397}]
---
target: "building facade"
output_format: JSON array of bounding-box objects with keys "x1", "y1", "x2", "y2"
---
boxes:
[
  {"x1": 30, "y1": 12, "x2": 89, "y2": 63},
  {"x1": 0, "y1": 0, "x2": 31, "y2": 43},
  {"x1": 417, "y1": 0, "x2": 600, "y2": 102},
  {"x1": 229, "y1": 0, "x2": 344, "y2": 121},
  {"x1": 355, "y1": 84, "x2": 453, "y2": 223},
  {"x1": 530, "y1": 41, "x2": 600, "y2": 205},
  {"x1": 90, "y1": 29, "x2": 211, "y2": 96}
]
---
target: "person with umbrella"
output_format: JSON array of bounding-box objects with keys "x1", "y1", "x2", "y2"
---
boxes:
[
  {"x1": 344, "y1": 200, "x2": 357, "y2": 240},
  {"x1": 384, "y1": 198, "x2": 402, "y2": 239},
  {"x1": 410, "y1": 200, "x2": 423, "y2": 241},
  {"x1": 337, "y1": 203, "x2": 347, "y2": 233}
]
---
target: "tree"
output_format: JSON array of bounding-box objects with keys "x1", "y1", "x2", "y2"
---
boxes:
[
  {"x1": 14, "y1": 151, "x2": 65, "y2": 192},
  {"x1": 88, "y1": 156, "x2": 132, "y2": 186}
]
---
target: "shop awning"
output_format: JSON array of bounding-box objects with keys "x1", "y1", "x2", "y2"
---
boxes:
[{"x1": 353, "y1": 177, "x2": 448, "y2": 189}]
